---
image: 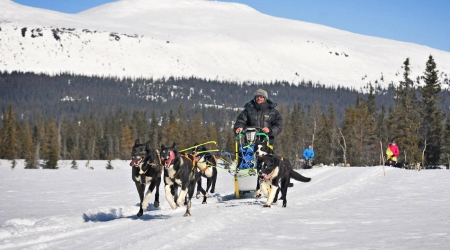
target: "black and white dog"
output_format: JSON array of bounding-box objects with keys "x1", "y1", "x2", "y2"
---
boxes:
[
  {"x1": 130, "y1": 139, "x2": 162, "y2": 217},
  {"x1": 254, "y1": 139, "x2": 275, "y2": 198},
  {"x1": 255, "y1": 141, "x2": 311, "y2": 207},
  {"x1": 259, "y1": 154, "x2": 311, "y2": 207},
  {"x1": 160, "y1": 143, "x2": 200, "y2": 217},
  {"x1": 194, "y1": 145, "x2": 218, "y2": 204}
]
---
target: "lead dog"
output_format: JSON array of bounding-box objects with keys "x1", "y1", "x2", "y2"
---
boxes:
[
  {"x1": 130, "y1": 139, "x2": 162, "y2": 217},
  {"x1": 160, "y1": 143, "x2": 200, "y2": 217},
  {"x1": 259, "y1": 154, "x2": 311, "y2": 207}
]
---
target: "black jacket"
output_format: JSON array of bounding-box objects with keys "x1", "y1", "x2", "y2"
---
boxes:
[{"x1": 233, "y1": 99, "x2": 283, "y2": 140}]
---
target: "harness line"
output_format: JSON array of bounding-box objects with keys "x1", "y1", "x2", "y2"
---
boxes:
[{"x1": 179, "y1": 141, "x2": 218, "y2": 152}]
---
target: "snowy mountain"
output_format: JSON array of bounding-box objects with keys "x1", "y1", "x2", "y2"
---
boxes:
[{"x1": 1, "y1": 0, "x2": 450, "y2": 91}]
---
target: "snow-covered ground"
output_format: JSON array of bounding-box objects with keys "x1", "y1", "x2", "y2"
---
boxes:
[{"x1": 1, "y1": 159, "x2": 449, "y2": 249}]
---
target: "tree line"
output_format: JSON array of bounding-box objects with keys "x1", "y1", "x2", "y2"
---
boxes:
[
  {"x1": 1, "y1": 55, "x2": 449, "y2": 168},
  {"x1": 0, "y1": 71, "x2": 398, "y2": 124}
]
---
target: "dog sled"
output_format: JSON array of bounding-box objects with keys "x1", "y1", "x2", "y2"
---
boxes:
[
  {"x1": 176, "y1": 130, "x2": 270, "y2": 199},
  {"x1": 232, "y1": 127, "x2": 269, "y2": 198}
]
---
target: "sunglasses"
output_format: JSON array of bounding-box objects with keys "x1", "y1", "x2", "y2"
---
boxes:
[{"x1": 255, "y1": 95, "x2": 265, "y2": 99}]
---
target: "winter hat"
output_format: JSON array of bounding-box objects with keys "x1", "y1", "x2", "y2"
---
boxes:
[{"x1": 254, "y1": 89, "x2": 268, "y2": 100}]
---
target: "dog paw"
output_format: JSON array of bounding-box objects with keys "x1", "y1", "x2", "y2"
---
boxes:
[
  {"x1": 169, "y1": 202, "x2": 178, "y2": 210},
  {"x1": 196, "y1": 193, "x2": 201, "y2": 199},
  {"x1": 154, "y1": 201, "x2": 160, "y2": 208},
  {"x1": 177, "y1": 200, "x2": 186, "y2": 207},
  {"x1": 263, "y1": 204, "x2": 271, "y2": 208},
  {"x1": 183, "y1": 212, "x2": 191, "y2": 217},
  {"x1": 210, "y1": 189, "x2": 215, "y2": 193}
]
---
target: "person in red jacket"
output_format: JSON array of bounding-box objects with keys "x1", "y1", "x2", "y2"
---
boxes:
[{"x1": 386, "y1": 140, "x2": 400, "y2": 166}]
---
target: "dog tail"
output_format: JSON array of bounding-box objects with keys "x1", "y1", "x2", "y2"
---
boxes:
[{"x1": 290, "y1": 170, "x2": 311, "y2": 182}]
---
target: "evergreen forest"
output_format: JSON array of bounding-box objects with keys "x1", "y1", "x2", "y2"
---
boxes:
[{"x1": 1, "y1": 56, "x2": 450, "y2": 169}]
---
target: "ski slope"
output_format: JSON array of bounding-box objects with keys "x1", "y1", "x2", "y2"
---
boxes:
[{"x1": 0, "y1": 160, "x2": 449, "y2": 249}]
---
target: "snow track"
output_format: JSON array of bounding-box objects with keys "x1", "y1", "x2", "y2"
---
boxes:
[{"x1": 1, "y1": 165, "x2": 449, "y2": 249}]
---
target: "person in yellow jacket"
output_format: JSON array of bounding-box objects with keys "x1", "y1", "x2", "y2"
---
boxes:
[{"x1": 386, "y1": 140, "x2": 400, "y2": 166}]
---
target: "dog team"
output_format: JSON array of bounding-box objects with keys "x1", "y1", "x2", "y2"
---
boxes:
[{"x1": 129, "y1": 88, "x2": 312, "y2": 217}]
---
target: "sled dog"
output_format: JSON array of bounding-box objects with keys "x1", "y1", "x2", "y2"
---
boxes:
[
  {"x1": 254, "y1": 139, "x2": 274, "y2": 158},
  {"x1": 130, "y1": 139, "x2": 162, "y2": 217},
  {"x1": 254, "y1": 139, "x2": 275, "y2": 197},
  {"x1": 259, "y1": 154, "x2": 311, "y2": 208},
  {"x1": 194, "y1": 145, "x2": 218, "y2": 204},
  {"x1": 160, "y1": 143, "x2": 200, "y2": 217}
]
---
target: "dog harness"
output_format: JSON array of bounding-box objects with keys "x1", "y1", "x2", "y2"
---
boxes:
[{"x1": 181, "y1": 153, "x2": 197, "y2": 170}]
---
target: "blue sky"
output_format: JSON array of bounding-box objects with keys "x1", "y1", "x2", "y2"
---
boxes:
[{"x1": 12, "y1": 0, "x2": 450, "y2": 52}]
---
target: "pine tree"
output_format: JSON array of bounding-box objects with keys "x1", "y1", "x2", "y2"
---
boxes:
[
  {"x1": 314, "y1": 113, "x2": 330, "y2": 165},
  {"x1": 315, "y1": 104, "x2": 343, "y2": 166},
  {"x1": 276, "y1": 103, "x2": 305, "y2": 168},
  {"x1": 341, "y1": 105, "x2": 356, "y2": 166},
  {"x1": 59, "y1": 116, "x2": 69, "y2": 160},
  {"x1": 33, "y1": 117, "x2": 45, "y2": 166},
  {"x1": 103, "y1": 114, "x2": 115, "y2": 159},
  {"x1": 22, "y1": 123, "x2": 37, "y2": 169},
  {"x1": 131, "y1": 110, "x2": 149, "y2": 142},
  {"x1": 419, "y1": 55, "x2": 443, "y2": 166},
  {"x1": 0, "y1": 104, "x2": 19, "y2": 160},
  {"x1": 189, "y1": 112, "x2": 206, "y2": 147},
  {"x1": 44, "y1": 118, "x2": 59, "y2": 169},
  {"x1": 205, "y1": 123, "x2": 218, "y2": 146},
  {"x1": 120, "y1": 125, "x2": 133, "y2": 159},
  {"x1": 391, "y1": 58, "x2": 420, "y2": 163},
  {"x1": 376, "y1": 105, "x2": 389, "y2": 164},
  {"x1": 367, "y1": 84, "x2": 377, "y2": 115},
  {"x1": 326, "y1": 103, "x2": 340, "y2": 165},
  {"x1": 442, "y1": 116, "x2": 450, "y2": 169},
  {"x1": 162, "y1": 110, "x2": 182, "y2": 148},
  {"x1": 342, "y1": 99, "x2": 375, "y2": 166}
]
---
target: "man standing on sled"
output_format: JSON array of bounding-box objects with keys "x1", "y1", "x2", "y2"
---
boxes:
[
  {"x1": 386, "y1": 140, "x2": 400, "y2": 166},
  {"x1": 233, "y1": 88, "x2": 283, "y2": 146}
]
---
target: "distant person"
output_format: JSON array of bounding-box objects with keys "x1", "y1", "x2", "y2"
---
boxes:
[
  {"x1": 233, "y1": 88, "x2": 283, "y2": 146},
  {"x1": 386, "y1": 140, "x2": 400, "y2": 166},
  {"x1": 302, "y1": 145, "x2": 314, "y2": 168}
]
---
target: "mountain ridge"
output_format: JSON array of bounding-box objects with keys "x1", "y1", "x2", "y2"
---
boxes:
[{"x1": 1, "y1": 0, "x2": 449, "y2": 91}]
